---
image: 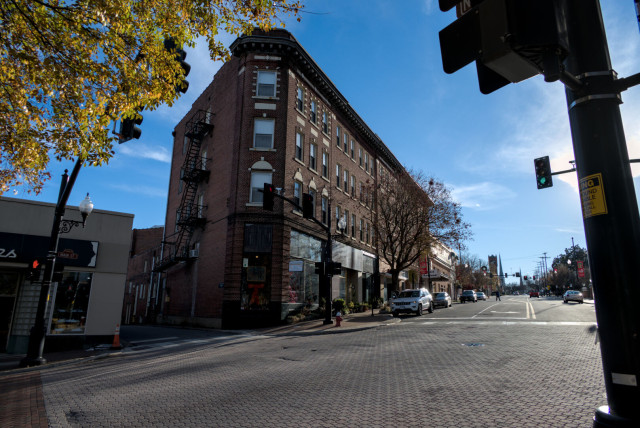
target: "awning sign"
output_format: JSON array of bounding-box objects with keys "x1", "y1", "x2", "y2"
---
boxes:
[{"x1": 580, "y1": 173, "x2": 607, "y2": 218}]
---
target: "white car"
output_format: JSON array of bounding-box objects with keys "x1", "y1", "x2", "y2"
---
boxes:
[
  {"x1": 563, "y1": 290, "x2": 584, "y2": 304},
  {"x1": 391, "y1": 288, "x2": 434, "y2": 316}
]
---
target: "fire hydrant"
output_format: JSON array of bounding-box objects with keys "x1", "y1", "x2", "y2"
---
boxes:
[{"x1": 335, "y1": 311, "x2": 342, "y2": 327}]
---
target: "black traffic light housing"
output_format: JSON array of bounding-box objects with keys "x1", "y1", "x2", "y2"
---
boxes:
[
  {"x1": 164, "y1": 38, "x2": 191, "y2": 94},
  {"x1": 524, "y1": 275, "x2": 528, "y2": 280},
  {"x1": 439, "y1": 0, "x2": 569, "y2": 94},
  {"x1": 263, "y1": 183, "x2": 275, "y2": 211},
  {"x1": 302, "y1": 193, "x2": 314, "y2": 219},
  {"x1": 26, "y1": 258, "x2": 43, "y2": 280},
  {"x1": 119, "y1": 111, "x2": 143, "y2": 143},
  {"x1": 534, "y1": 156, "x2": 553, "y2": 189}
]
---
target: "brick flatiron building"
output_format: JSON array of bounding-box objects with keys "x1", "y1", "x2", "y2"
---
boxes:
[{"x1": 155, "y1": 29, "x2": 421, "y2": 329}]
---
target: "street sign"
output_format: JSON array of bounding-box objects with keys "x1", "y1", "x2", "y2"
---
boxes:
[
  {"x1": 456, "y1": 0, "x2": 473, "y2": 17},
  {"x1": 577, "y1": 260, "x2": 585, "y2": 278}
]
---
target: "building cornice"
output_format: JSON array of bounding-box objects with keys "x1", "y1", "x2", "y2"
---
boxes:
[{"x1": 230, "y1": 30, "x2": 403, "y2": 172}]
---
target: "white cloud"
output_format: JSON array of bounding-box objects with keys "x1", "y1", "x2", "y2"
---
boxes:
[
  {"x1": 451, "y1": 181, "x2": 518, "y2": 210},
  {"x1": 118, "y1": 143, "x2": 171, "y2": 163},
  {"x1": 108, "y1": 183, "x2": 167, "y2": 198}
]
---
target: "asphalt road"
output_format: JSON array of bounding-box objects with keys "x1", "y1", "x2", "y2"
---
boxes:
[{"x1": 36, "y1": 295, "x2": 603, "y2": 427}]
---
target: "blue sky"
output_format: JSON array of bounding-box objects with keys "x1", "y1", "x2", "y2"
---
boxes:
[{"x1": 13, "y1": 1, "x2": 640, "y2": 282}]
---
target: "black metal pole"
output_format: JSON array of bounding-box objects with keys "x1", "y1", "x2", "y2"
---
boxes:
[
  {"x1": 21, "y1": 157, "x2": 83, "y2": 367},
  {"x1": 323, "y1": 199, "x2": 333, "y2": 325},
  {"x1": 563, "y1": 1, "x2": 640, "y2": 424}
]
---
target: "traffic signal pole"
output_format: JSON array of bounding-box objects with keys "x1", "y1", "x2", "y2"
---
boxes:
[{"x1": 563, "y1": 1, "x2": 640, "y2": 424}]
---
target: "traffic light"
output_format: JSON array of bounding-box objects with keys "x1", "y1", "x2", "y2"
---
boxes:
[
  {"x1": 263, "y1": 183, "x2": 275, "y2": 211},
  {"x1": 515, "y1": 272, "x2": 520, "y2": 277},
  {"x1": 524, "y1": 275, "x2": 528, "y2": 280},
  {"x1": 504, "y1": 273, "x2": 508, "y2": 278},
  {"x1": 438, "y1": 0, "x2": 569, "y2": 94},
  {"x1": 119, "y1": 110, "x2": 143, "y2": 143},
  {"x1": 314, "y1": 261, "x2": 325, "y2": 276},
  {"x1": 534, "y1": 156, "x2": 553, "y2": 189},
  {"x1": 26, "y1": 258, "x2": 43, "y2": 280},
  {"x1": 533, "y1": 275, "x2": 537, "y2": 280},
  {"x1": 164, "y1": 38, "x2": 191, "y2": 94},
  {"x1": 302, "y1": 193, "x2": 314, "y2": 219}
]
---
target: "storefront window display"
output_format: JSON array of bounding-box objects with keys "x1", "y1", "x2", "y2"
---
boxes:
[
  {"x1": 241, "y1": 254, "x2": 271, "y2": 311},
  {"x1": 287, "y1": 230, "x2": 323, "y2": 310},
  {"x1": 49, "y1": 272, "x2": 92, "y2": 335}
]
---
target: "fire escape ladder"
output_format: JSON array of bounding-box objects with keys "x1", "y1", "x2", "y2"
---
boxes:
[{"x1": 154, "y1": 110, "x2": 213, "y2": 272}]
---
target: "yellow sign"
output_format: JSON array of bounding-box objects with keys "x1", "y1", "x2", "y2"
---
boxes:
[{"x1": 580, "y1": 173, "x2": 608, "y2": 218}]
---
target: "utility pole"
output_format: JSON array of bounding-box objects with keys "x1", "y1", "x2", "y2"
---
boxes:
[{"x1": 563, "y1": 1, "x2": 640, "y2": 424}]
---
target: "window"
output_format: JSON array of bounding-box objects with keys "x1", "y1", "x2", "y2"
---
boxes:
[
  {"x1": 322, "y1": 112, "x2": 328, "y2": 134},
  {"x1": 336, "y1": 126, "x2": 341, "y2": 148},
  {"x1": 370, "y1": 157, "x2": 374, "y2": 175},
  {"x1": 197, "y1": 194, "x2": 204, "y2": 218},
  {"x1": 309, "y1": 189, "x2": 317, "y2": 217},
  {"x1": 359, "y1": 148, "x2": 363, "y2": 166},
  {"x1": 335, "y1": 206, "x2": 340, "y2": 225},
  {"x1": 360, "y1": 219, "x2": 364, "y2": 241},
  {"x1": 359, "y1": 182, "x2": 363, "y2": 202},
  {"x1": 257, "y1": 71, "x2": 276, "y2": 97},
  {"x1": 343, "y1": 209, "x2": 349, "y2": 234},
  {"x1": 322, "y1": 151, "x2": 328, "y2": 178},
  {"x1": 250, "y1": 171, "x2": 272, "y2": 203},
  {"x1": 310, "y1": 100, "x2": 317, "y2": 124},
  {"x1": 296, "y1": 87, "x2": 304, "y2": 111},
  {"x1": 364, "y1": 153, "x2": 369, "y2": 172},
  {"x1": 183, "y1": 135, "x2": 189, "y2": 155},
  {"x1": 294, "y1": 181, "x2": 302, "y2": 208},
  {"x1": 343, "y1": 169, "x2": 348, "y2": 192},
  {"x1": 336, "y1": 164, "x2": 341, "y2": 187},
  {"x1": 309, "y1": 143, "x2": 317, "y2": 170},
  {"x1": 366, "y1": 222, "x2": 370, "y2": 244},
  {"x1": 179, "y1": 168, "x2": 184, "y2": 194},
  {"x1": 254, "y1": 118, "x2": 274, "y2": 149},
  {"x1": 321, "y1": 197, "x2": 328, "y2": 224},
  {"x1": 351, "y1": 214, "x2": 356, "y2": 237},
  {"x1": 350, "y1": 140, "x2": 354, "y2": 158},
  {"x1": 50, "y1": 272, "x2": 93, "y2": 335},
  {"x1": 343, "y1": 132, "x2": 348, "y2": 152},
  {"x1": 351, "y1": 175, "x2": 355, "y2": 196},
  {"x1": 295, "y1": 131, "x2": 304, "y2": 161}
]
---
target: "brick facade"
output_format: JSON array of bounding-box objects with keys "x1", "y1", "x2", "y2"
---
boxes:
[{"x1": 157, "y1": 29, "x2": 411, "y2": 329}]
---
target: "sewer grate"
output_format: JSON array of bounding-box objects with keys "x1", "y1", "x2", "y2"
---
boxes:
[{"x1": 462, "y1": 343, "x2": 485, "y2": 347}]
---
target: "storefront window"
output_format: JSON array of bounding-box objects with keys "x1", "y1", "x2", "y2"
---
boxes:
[
  {"x1": 241, "y1": 254, "x2": 271, "y2": 311},
  {"x1": 287, "y1": 231, "x2": 324, "y2": 311},
  {"x1": 49, "y1": 272, "x2": 92, "y2": 335}
]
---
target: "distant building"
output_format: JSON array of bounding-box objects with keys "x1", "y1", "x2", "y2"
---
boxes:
[
  {"x1": 121, "y1": 227, "x2": 164, "y2": 325},
  {"x1": 0, "y1": 197, "x2": 133, "y2": 353}
]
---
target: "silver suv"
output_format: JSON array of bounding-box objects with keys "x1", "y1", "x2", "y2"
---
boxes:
[{"x1": 391, "y1": 288, "x2": 434, "y2": 317}]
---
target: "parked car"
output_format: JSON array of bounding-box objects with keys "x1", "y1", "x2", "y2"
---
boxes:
[
  {"x1": 529, "y1": 291, "x2": 540, "y2": 298},
  {"x1": 459, "y1": 290, "x2": 477, "y2": 303},
  {"x1": 563, "y1": 290, "x2": 584, "y2": 304},
  {"x1": 433, "y1": 292, "x2": 452, "y2": 308},
  {"x1": 476, "y1": 292, "x2": 487, "y2": 301},
  {"x1": 391, "y1": 288, "x2": 433, "y2": 316}
]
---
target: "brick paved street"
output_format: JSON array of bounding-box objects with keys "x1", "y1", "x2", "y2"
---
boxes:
[{"x1": 28, "y1": 320, "x2": 604, "y2": 427}]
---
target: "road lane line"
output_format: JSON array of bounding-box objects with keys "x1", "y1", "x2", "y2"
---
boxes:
[
  {"x1": 528, "y1": 301, "x2": 536, "y2": 319},
  {"x1": 471, "y1": 302, "x2": 501, "y2": 318}
]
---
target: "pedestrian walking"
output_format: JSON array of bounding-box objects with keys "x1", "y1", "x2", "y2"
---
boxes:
[{"x1": 496, "y1": 290, "x2": 501, "y2": 301}]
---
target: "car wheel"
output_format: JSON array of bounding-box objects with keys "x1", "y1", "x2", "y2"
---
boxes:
[
  {"x1": 416, "y1": 304, "x2": 423, "y2": 316},
  {"x1": 564, "y1": 300, "x2": 567, "y2": 303},
  {"x1": 449, "y1": 301, "x2": 452, "y2": 308},
  {"x1": 393, "y1": 311, "x2": 399, "y2": 317},
  {"x1": 428, "y1": 302, "x2": 434, "y2": 313},
  {"x1": 579, "y1": 300, "x2": 584, "y2": 304}
]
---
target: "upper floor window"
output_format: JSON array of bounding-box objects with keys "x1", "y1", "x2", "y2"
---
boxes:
[
  {"x1": 296, "y1": 87, "x2": 304, "y2": 112},
  {"x1": 309, "y1": 143, "x2": 317, "y2": 170},
  {"x1": 336, "y1": 126, "x2": 341, "y2": 148},
  {"x1": 364, "y1": 153, "x2": 369, "y2": 172},
  {"x1": 343, "y1": 169, "x2": 348, "y2": 193},
  {"x1": 359, "y1": 148, "x2": 363, "y2": 167},
  {"x1": 343, "y1": 132, "x2": 348, "y2": 152},
  {"x1": 336, "y1": 164, "x2": 341, "y2": 187},
  {"x1": 322, "y1": 151, "x2": 328, "y2": 178},
  {"x1": 293, "y1": 180, "x2": 302, "y2": 208},
  {"x1": 351, "y1": 213, "x2": 356, "y2": 238},
  {"x1": 350, "y1": 175, "x2": 355, "y2": 195},
  {"x1": 295, "y1": 132, "x2": 304, "y2": 161},
  {"x1": 250, "y1": 171, "x2": 272, "y2": 203},
  {"x1": 310, "y1": 101, "x2": 317, "y2": 124},
  {"x1": 253, "y1": 118, "x2": 274, "y2": 149},
  {"x1": 350, "y1": 139, "x2": 355, "y2": 158},
  {"x1": 257, "y1": 71, "x2": 276, "y2": 97},
  {"x1": 322, "y1": 112, "x2": 328, "y2": 134},
  {"x1": 321, "y1": 196, "x2": 328, "y2": 225}
]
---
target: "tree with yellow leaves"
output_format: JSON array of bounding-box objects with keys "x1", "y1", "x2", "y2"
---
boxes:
[{"x1": 0, "y1": 0, "x2": 302, "y2": 194}]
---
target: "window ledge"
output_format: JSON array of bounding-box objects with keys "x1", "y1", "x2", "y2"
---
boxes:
[
  {"x1": 246, "y1": 202, "x2": 264, "y2": 207},
  {"x1": 253, "y1": 96, "x2": 280, "y2": 101},
  {"x1": 294, "y1": 158, "x2": 306, "y2": 167},
  {"x1": 250, "y1": 147, "x2": 277, "y2": 152}
]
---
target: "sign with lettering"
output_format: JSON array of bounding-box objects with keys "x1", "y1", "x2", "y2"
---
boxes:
[
  {"x1": 0, "y1": 232, "x2": 98, "y2": 267},
  {"x1": 579, "y1": 173, "x2": 608, "y2": 218}
]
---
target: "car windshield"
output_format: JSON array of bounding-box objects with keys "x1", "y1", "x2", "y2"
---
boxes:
[
  {"x1": 434, "y1": 293, "x2": 445, "y2": 298},
  {"x1": 477, "y1": 292, "x2": 485, "y2": 295},
  {"x1": 398, "y1": 290, "x2": 419, "y2": 298},
  {"x1": 462, "y1": 291, "x2": 474, "y2": 295}
]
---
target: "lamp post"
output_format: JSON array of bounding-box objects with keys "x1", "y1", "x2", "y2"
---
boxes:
[{"x1": 21, "y1": 158, "x2": 92, "y2": 367}]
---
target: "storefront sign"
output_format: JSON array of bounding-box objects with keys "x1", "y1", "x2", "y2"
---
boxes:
[
  {"x1": 289, "y1": 260, "x2": 303, "y2": 272},
  {"x1": 0, "y1": 232, "x2": 98, "y2": 267}
]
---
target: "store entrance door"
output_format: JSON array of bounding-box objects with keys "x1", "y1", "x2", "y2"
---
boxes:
[{"x1": 0, "y1": 271, "x2": 20, "y2": 352}]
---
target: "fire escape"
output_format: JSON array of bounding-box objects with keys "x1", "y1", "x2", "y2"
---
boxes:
[{"x1": 155, "y1": 109, "x2": 213, "y2": 271}]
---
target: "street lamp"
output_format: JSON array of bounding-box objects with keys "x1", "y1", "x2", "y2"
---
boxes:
[{"x1": 21, "y1": 159, "x2": 92, "y2": 367}]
